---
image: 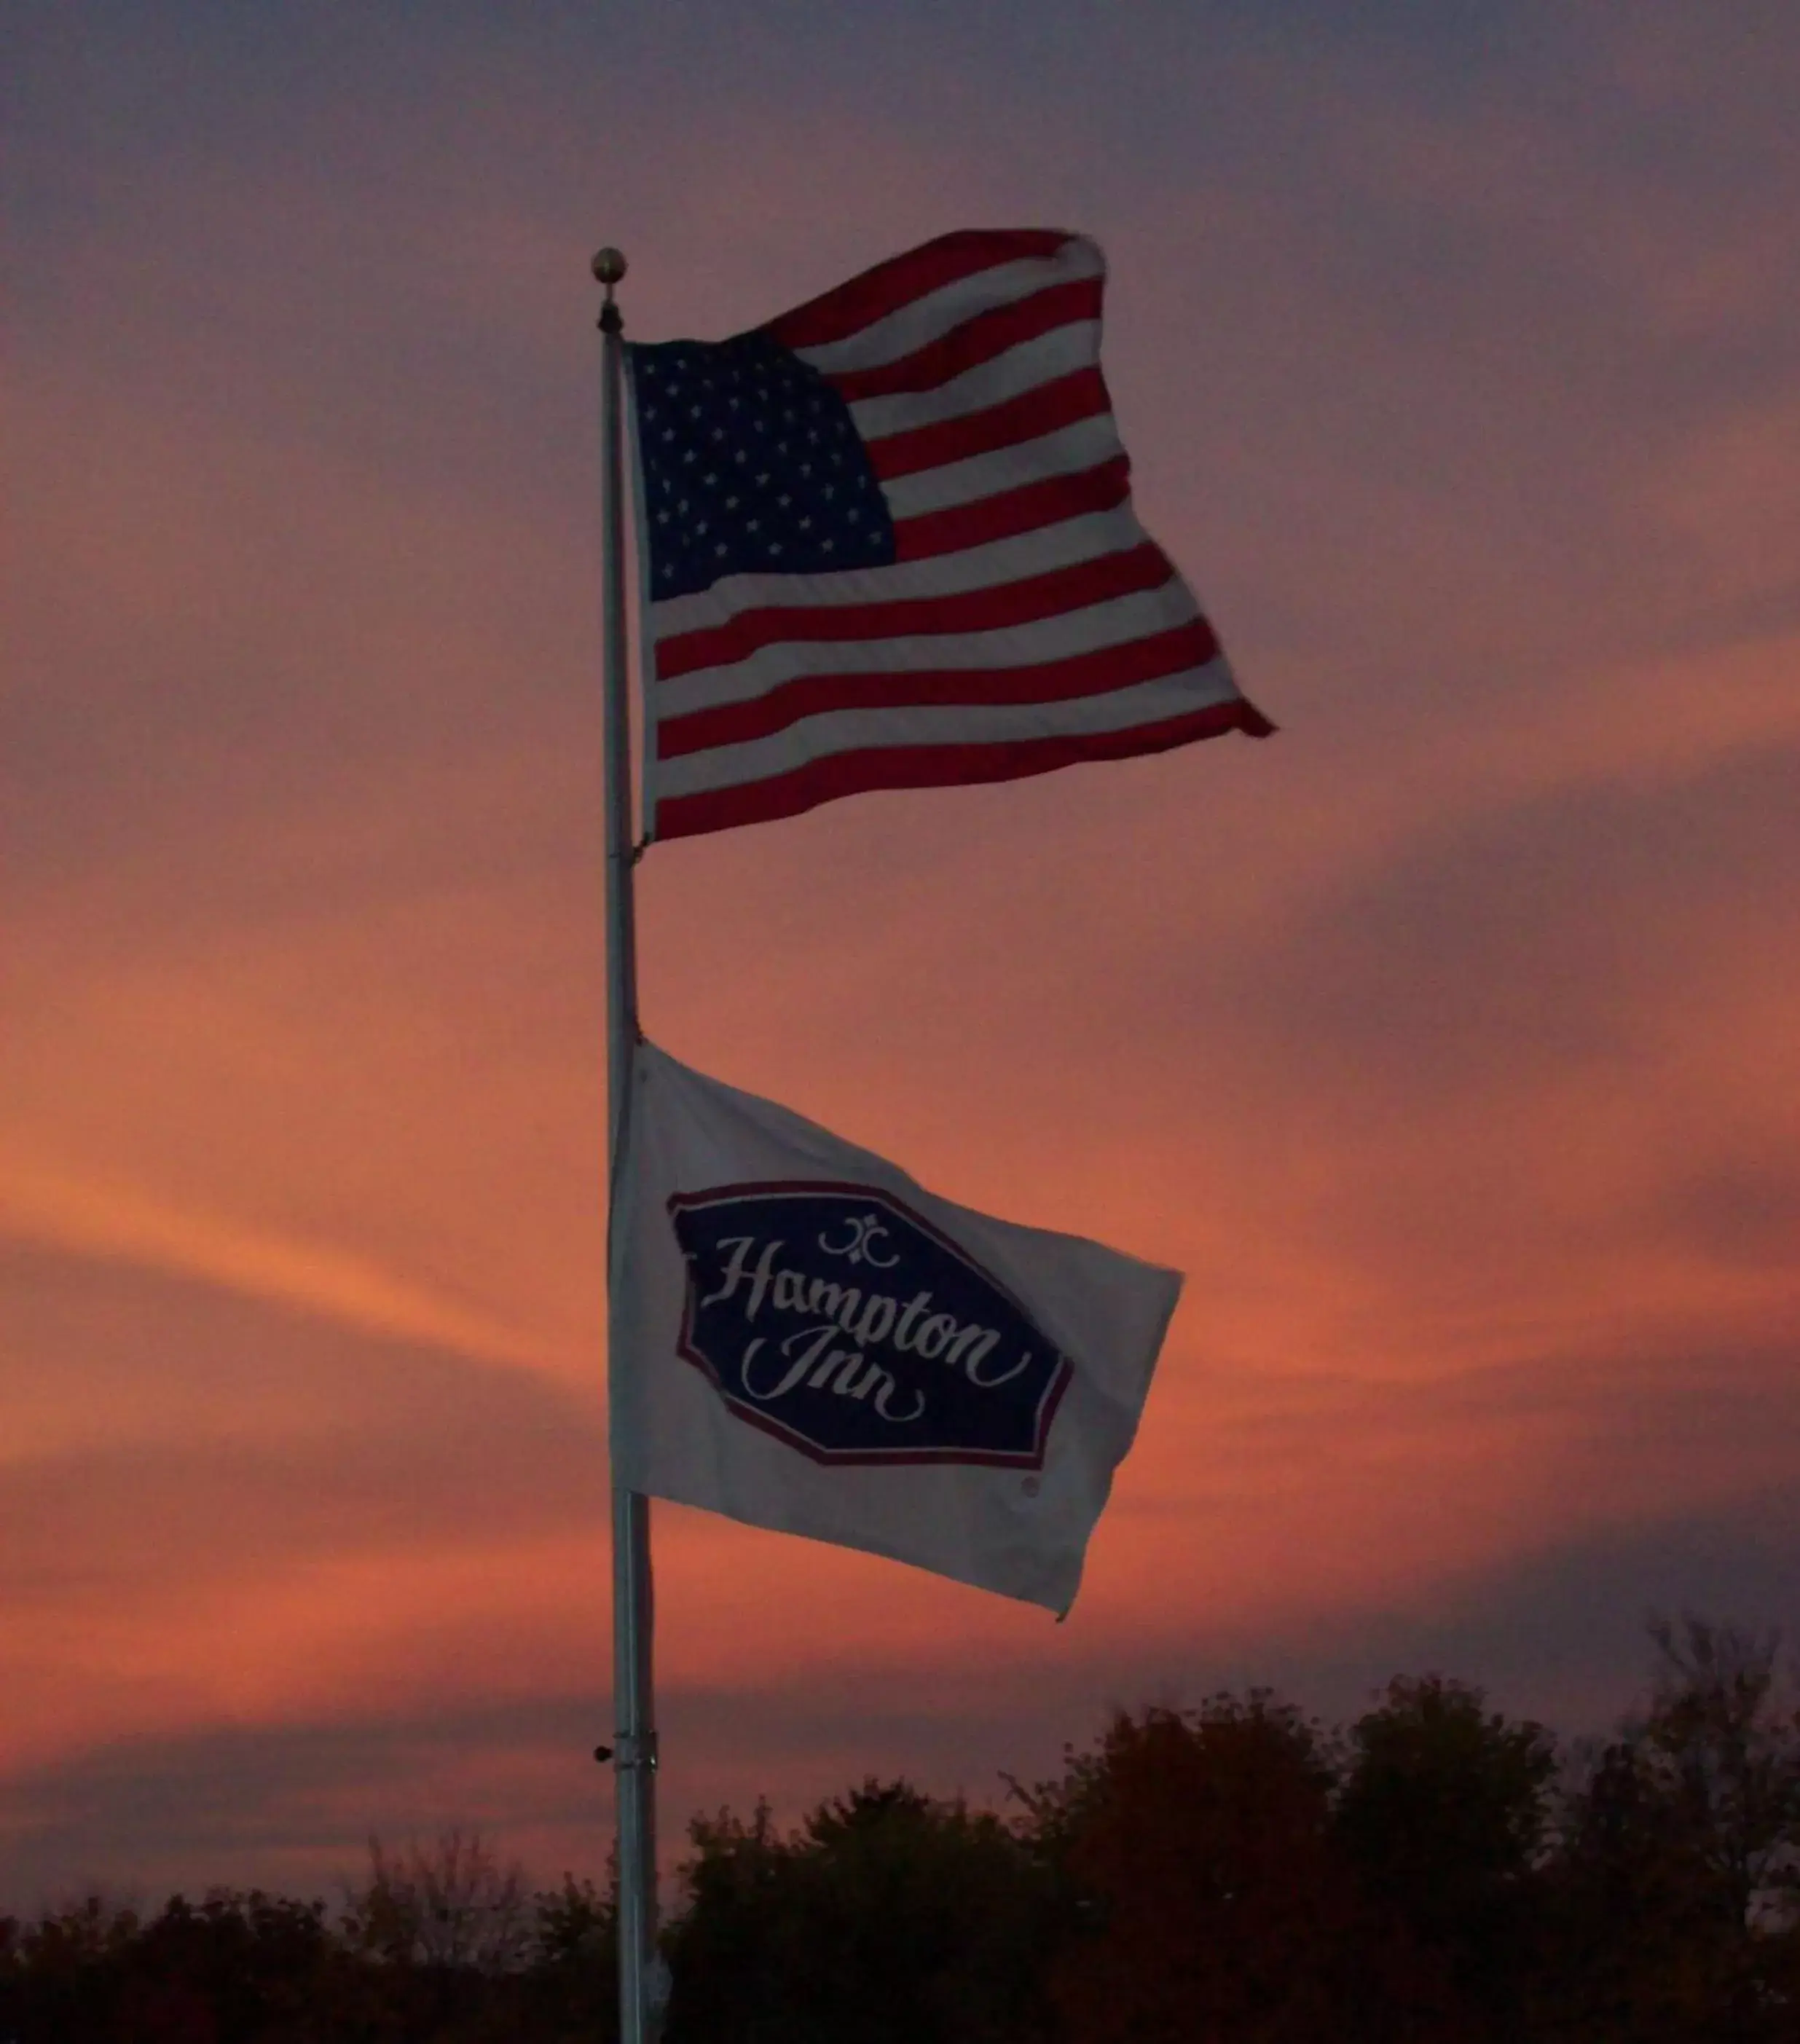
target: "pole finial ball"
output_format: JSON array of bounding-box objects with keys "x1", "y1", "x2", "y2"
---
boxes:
[{"x1": 592, "y1": 247, "x2": 628, "y2": 286}]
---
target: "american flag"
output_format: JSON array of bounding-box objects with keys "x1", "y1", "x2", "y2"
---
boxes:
[{"x1": 626, "y1": 229, "x2": 1271, "y2": 841}]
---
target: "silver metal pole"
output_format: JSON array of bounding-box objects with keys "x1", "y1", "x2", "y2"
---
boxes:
[{"x1": 594, "y1": 245, "x2": 664, "y2": 2044}]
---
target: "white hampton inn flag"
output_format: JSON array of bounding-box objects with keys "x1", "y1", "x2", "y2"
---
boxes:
[{"x1": 610, "y1": 1041, "x2": 1182, "y2": 1612}]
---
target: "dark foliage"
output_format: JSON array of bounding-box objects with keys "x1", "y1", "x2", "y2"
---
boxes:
[
  {"x1": 664, "y1": 1780, "x2": 1058, "y2": 2043},
  {"x1": 0, "y1": 1858, "x2": 618, "y2": 2044},
  {"x1": 1533, "y1": 1619, "x2": 1800, "y2": 2043},
  {"x1": 1333, "y1": 1673, "x2": 1558, "y2": 2037},
  {"x1": 1, "y1": 1616, "x2": 1793, "y2": 2043}
]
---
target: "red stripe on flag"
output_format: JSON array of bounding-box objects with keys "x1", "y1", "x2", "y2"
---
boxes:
[
  {"x1": 892, "y1": 457, "x2": 1133, "y2": 562},
  {"x1": 827, "y1": 278, "x2": 1104, "y2": 402},
  {"x1": 655, "y1": 699, "x2": 1276, "y2": 840},
  {"x1": 764, "y1": 229, "x2": 1074, "y2": 351},
  {"x1": 865, "y1": 367, "x2": 1110, "y2": 481},
  {"x1": 659, "y1": 621, "x2": 1225, "y2": 758},
  {"x1": 654, "y1": 541, "x2": 1177, "y2": 683}
]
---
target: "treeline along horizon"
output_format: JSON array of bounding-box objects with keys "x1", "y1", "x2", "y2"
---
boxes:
[{"x1": 4, "y1": 1614, "x2": 1796, "y2": 2042}]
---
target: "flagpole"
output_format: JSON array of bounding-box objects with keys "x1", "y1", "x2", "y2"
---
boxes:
[{"x1": 594, "y1": 244, "x2": 664, "y2": 2044}]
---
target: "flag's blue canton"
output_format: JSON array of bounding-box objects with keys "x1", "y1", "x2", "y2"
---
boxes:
[{"x1": 631, "y1": 333, "x2": 897, "y2": 602}]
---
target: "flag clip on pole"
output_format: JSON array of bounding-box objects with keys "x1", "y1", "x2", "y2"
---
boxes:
[{"x1": 594, "y1": 244, "x2": 667, "y2": 2044}]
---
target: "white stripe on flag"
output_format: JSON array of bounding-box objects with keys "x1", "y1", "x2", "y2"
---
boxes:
[
  {"x1": 792, "y1": 241, "x2": 1107, "y2": 377},
  {"x1": 648, "y1": 503, "x2": 1152, "y2": 639},
  {"x1": 880, "y1": 413, "x2": 1123, "y2": 520},
  {"x1": 657, "y1": 580, "x2": 1203, "y2": 722},
  {"x1": 656, "y1": 656, "x2": 1240, "y2": 801},
  {"x1": 846, "y1": 320, "x2": 1101, "y2": 441}
]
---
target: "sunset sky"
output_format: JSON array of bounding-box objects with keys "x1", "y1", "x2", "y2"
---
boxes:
[{"x1": 5, "y1": 1, "x2": 1797, "y2": 1910}]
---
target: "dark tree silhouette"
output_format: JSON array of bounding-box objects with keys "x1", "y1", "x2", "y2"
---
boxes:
[
  {"x1": 1641, "y1": 1616, "x2": 1800, "y2": 1936},
  {"x1": 1333, "y1": 1672, "x2": 1558, "y2": 2039},
  {"x1": 1539, "y1": 1616, "x2": 1800, "y2": 2043},
  {"x1": 3, "y1": 1616, "x2": 1795, "y2": 2041},
  {"x1": 664, "y1": 1778, "x2": 1056, "y2": 2044},
  {"x1": 1018, "y1": 1691, "x2": 1380, "y2": 2043}
]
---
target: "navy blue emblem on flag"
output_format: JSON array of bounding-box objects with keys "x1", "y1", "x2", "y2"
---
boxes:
[
  {"x1": 667, "y1": 1182, "x2": 1073, "y2": 1466},
  {"x1": 630, "y1": 334, "x2": 897, "y2": 600}
]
